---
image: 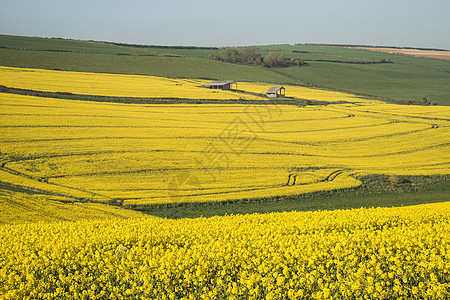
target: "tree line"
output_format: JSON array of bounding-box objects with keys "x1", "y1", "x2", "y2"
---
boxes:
[{"x1": 208, "y1": 48, "x2": 308, "y2": 68}]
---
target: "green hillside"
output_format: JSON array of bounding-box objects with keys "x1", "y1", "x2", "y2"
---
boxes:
[
  {"x1": 0, "y1": 48, "x2": 294, "y2": 83},
  {"x1": 1, "y1": 34, "x2": 450, "y2": 105}
]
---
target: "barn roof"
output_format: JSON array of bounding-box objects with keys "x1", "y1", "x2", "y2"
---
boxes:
[
  {"x1": 203, "y1": 80, "x2": 237, "y2": 87},
  {"x1": 266, "y1": 86, "x2": 285, "y2": 94}
]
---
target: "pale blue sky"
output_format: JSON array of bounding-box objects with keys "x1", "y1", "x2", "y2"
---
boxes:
[{"x1": 1, "y1": 0, "x2": 449, "y2": 49}]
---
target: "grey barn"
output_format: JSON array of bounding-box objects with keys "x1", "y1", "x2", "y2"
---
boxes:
[
  {"x1": 266, "y1": 86, "x2": 285, "y2": 98},
  {"x1": 202, "y1": 80, "x2": 237, "y2": 90}
]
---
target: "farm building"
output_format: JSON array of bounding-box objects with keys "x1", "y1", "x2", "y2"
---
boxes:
[
  {"x1": 266, "y1": 86, "x2": 285, "y2": 98},
  {"x1": 202, "y1": 80, "x2": 237, "y2": 90}
]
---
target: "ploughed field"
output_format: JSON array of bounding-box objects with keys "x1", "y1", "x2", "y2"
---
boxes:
[{"x1": 0, "y1": 66, "x2": 449, "y2": 206}]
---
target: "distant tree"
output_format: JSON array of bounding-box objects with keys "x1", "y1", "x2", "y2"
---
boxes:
[
  {"x1": 263, "y1": 52, "x2": 290, "y2": 68},
  {"x1": 216, "y1": 48, "x2": 239, "y2": 63},
  {"x1": 239, "y1": 48, "x2": 262, "y2": 65},
  {"x1": 292, "y1": 58, "x2": 308, "y2": 67},
  {"x1": 209, "y1": 48, "x2": 307, "y2": 68}
]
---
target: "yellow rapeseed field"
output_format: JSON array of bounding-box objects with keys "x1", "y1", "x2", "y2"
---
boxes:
[
  {"x1": 1, "y1": 87, "x2": 449, "y2": 205},
  {"x1": 1, "y1": 202, "x2": 449, "y2": 299},
  {"x1": 0, "y1": 66, "x2": 381, "y2": 103},
  {"x1": 1, "y1": 67, "x2": 449, "y2": 299},
  {"x1": 0, "y1": 66, "x2": 265, "y2": 100}
]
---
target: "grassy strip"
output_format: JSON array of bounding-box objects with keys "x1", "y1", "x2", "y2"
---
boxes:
[
  {"x1": 128, "y1": 175, "x2": 450, "y2": 218},
  {"x1": 0, "y1": 181, "x2": 46, "y2": 196}
]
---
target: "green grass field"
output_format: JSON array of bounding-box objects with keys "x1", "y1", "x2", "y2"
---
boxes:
[
  {"x1": 0, "y1": 34, "x2": 219, "y2": 56},
  {"x1": 263, "y1": 44, "x2": 450, "y2": 70},
  {"x1": 280, "y1": 61, "x2": 450, "y2": 104}
]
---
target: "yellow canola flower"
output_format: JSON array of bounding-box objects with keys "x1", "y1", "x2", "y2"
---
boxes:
[{"x1": 0, "y1": 202, "x2": 449, "y2": 299}]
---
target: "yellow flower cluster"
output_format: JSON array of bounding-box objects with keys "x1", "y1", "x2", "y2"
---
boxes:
[
  {"x1": 1, "y1": 89, "x2": 449, "y2": 204},
  {"x1": 1, "y1": 202, "x2": 449, "y2": 299}
]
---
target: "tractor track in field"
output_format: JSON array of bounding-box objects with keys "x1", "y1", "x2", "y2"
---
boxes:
[
  {"x1": 0, "y1": 165, "x2": 111, "y2": 201},
  {"x1": 0, "y1": 101, "x2": 286, "y2": 113},
  {"x1": 320, "y1": 105, "x2": 450, "y2": 123},
  {"x1": 129, "y1": 175, "x2": 348, "y2": 201},
  {"x1": 0, "y1": 179, "x2": 96, "y2": 203},
  {"x1": 253, "y1": 120, "x2": 393, "y2": 134},
  {"x1": 41, "y1": 166, "x2": 289, "y2": 179},
  {"x1": 1, "y1": 121, "x2": 435, "y2": 145},
  {"x1": 119, "y1": 169, "x2": 348, "y2": 202},
  {"x1": 256, "y1": 123, "x2": 441, "y2": 146},
  {"x1": 0, "y1": 112, "x2": 355, "y2": 124},
  {"x1": 323, "y1": 170, "x2": 344, "y2": 182},
  {"x1": 359, "y1": 110, "x2": 450, "y2": 122},
  {"x1": 3, "y1": 140, "x2": 448, "y2": 177},
  {"x1": 1, "y1": 161, "x2": 347, "y2": 202}
]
